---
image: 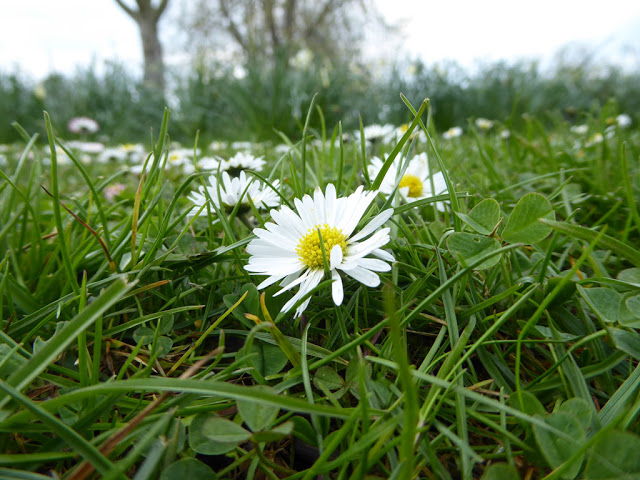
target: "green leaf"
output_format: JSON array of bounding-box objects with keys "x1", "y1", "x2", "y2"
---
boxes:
[
  {"x1": 533, "y1": 412, "x2": 586, "y2": 479},
  {"x1": 250, "y1": 420, "x2": 294, "y2": 443},
  {"x1": 290, "y1": 415, "x2": 317, "y2": 446},
  {"x1": 624, "y1": 295, "x2": 640, "y2": 326},
  {"x1": 583, "y1": 430, "x2": 640, "y2": 479},
  {"x1": 618, "y1": 268, "x2": 640, "y2": 286},
  {"x1": 157, "y1": 315, "x2": 174, "y2": 335},
  {"x1": 237, "y1": 385, "x2": 280, "y2": 432},
  {"x1": 153, "y1": 336, "x2": 173, "y2": 358},
  {"x1": 224, "y1": 283, "x2": 260, "y2": 327},
  {"x1": 202, "y1": 416, "x2": 251, "y2": 443},
  {"x1": 188, "y1": 414, "x2": 250, "y2": 455},
  {"x1": 447, "y1": 232, "x2": 502, "y2": 270},
  {"x1": 313, "y1": 366, "x2": 345, "y2": 391},
  {"x1": 502, "y1": 193, "x2": 555, "y2": 244},
  {"x1": 578, "y1": 286, "x2": 622, "y2": 324},
  {"x1": 133, "y1": 327, "x2": 155, "y2": 345},
  {"x1": 159, "y1": 458, "x2": 216, "y2": 480},
  {"x1": 609, "y1": 328, "x2": 640, "y2": 360},
  {"x1": 249, "y1": 342, "x2": 288, "y2": 377},
  {"x1": 0, "y1": 345, "x2": 27, "y2": 378},
  {"x1": 508, "y1": 390, "x2": 546, "y2": 417},
  {"x1": 480, "y1": 463, "x2": 521, "y2": 480},
  {"x1": 557, "y1": 398, "x2": 596, "y2": 432},
  {"x1": 457, "y1": 198, "x2": 501, "y2": 235}
]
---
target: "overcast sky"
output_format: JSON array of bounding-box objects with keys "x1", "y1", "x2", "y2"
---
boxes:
[{"x1": 1, "y1": 0, "x2": 639, "y2": 79}]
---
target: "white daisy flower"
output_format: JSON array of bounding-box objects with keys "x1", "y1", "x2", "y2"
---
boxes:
[
  {"x1": 475, "y1": 118, "x2": 494, "y2": 131},
  {"x1": 368, "y1": 153, "x2": 448, "y2": 211},
  {"x1": 66, "y1": 141, "x2": 105, "y2": 155},
  {"x1": 443, "y1": 126, "x2": 463, "y2": 139},
  {"x1": 245, "y1": 184, "x2": 394, "y2": 317},
  {"x1": 67, "y1": 116, "x2": 100, "y2": 134},
  {"x1": 616, "y1": 113, "x2": 632, "y2": 128},
  {"x1": 98, "y1": 147, "x2": 128, "y2": 163},
  {"x1": 197, "y1": 156, "x2": 222, "y2": 171},
  {"x1": 187, "y1": 170, "x2": 280, "y2": 217},
  {"x1": 570, "y1": 124, "x2": 588, "y2": 135},
  {"x1": 355, "y1": 124, "x2": 396, "y2": 144},
  {"x1": 585, "y1": 132, "x2": 604, "y2": 147},
  {"x1": 208, "y1": 140, "x2": 227, "y2": 151},
  {"x1": 220, "y1": 152, "x2": 265, "y2": 173},
  {"x1": 231, "y1": 141, "x2": 253, "y2": 151}
]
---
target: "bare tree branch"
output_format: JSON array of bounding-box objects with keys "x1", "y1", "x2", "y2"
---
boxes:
[
  {"x1": 153, "y1": 0, "x2": 170, "y2": 22},
  {"x1": 114, "y1": 0, "x2": 138, "y2": 20},
  {"x1": 262, "y1": 0, "x2": 281, "y2": 50},
  {"x1": 283, "y1": 0, "x2": 296, "y2": 45},
  {"x1": 219, "y1": 0, "x2": 249, "y2": 53}
]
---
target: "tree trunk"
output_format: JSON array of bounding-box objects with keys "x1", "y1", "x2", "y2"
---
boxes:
[
  {"x1": 114, "y1": 0, "x2": 168, "y2": 92},
  {"x1": 138, "y1": 16, "x2": 165, "y2": 91}
]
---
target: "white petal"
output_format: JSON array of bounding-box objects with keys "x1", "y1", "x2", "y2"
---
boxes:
[
  {"x1": 281, "y1": 269, "x2": 323, "y2": 313},
  {"x1": 314, "y1": 186, "x2": 326, "y2": 224},
  {"x1": 372, "y1": 248, "x2": 395, "y2": 262},
  {"x1": 349, "y1": 208, "x2": 394, "y2": 243},
  {"x1": 245, "y1": 261, "x2": 303, "y2": 277},
  {"x1": 346, "y1": 228, "x2": 391, "y2": 258},
  {"x1": 351, "y1": 257, "x2": 392, "y2": 272},
  {"x1": 275, "y1": 269, "x2": 313, "y2": 296},
  {"x1": 329, "y1": 244, "x2": 343, "y2": 270},
  {"x1": 340, "y1": 189, "x2": 378, "y2": 237},
  {"x1": 331, "y1": 270, "x2": 344, "y2": 306},
  {"x1": 246, "y1": 243, "x2": 298, "y2": 258},
  {"x1": 294, "y1": 298, "x2": 312, "y2": 318},
  {"x1": 256, "y1": 274, "x2": 288, "y2": 289},
  {"x1": 342, "y1": 266, "x2": 381, "y2": 287}
]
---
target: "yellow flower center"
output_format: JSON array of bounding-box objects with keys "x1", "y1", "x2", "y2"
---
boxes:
[
  {"x1": 399, "y1": 174, "x2": 424, "y2": 198},
  {"x1": 296, "y1": 225, "x2": 347, "y2": 269}
]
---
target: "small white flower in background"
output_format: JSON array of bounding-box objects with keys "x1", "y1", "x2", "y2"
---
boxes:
[
  {"x1": 616, "y1": 114, "x2": 632, "y2": 128},
  {"x1": 220, "y1": 152, "x2": 266, "y2": 173},
  {"x1": 500, "y1": 129, "x2": 511, "y2": 139},
  {"x1": 98, "y1": 147, "x2": 128, "y2": 163},
  {"x1": 355, "y1": 124, "x2": 396, "y2": 144},
  {"x1": 166, "y1": 148, "x2": 198, "y2": 174},
  {"x1": 43, "y1": 146, "x2": 72, "y2": 166},
  {"x1": 274, "y1": 143, "x2": 292, "y2": 155},
  {"x1": 586, "y1": 133, "x2": 604, "y2": 147},
  {"x1": 443, "y1": 126, "x2": 463, "y2": 139},
  {"x1": 368, "y1": 153, "x2": 449, "y2": 211},
  {"x1": 475, "y1": 118, "x2": 494, "y2": 131},
  {"x1": 570, "y1": 124, "x2": 588, "y2": 135},
  {"x1": 66, "y1": 141, "x2": 105, "y2": 154},
  {"x1": 197, "y1": 156, "x2": 222, "y2": 171},
  {"x1": 208, "y1": 140, "x2": 226, "y2": 151},
  {"x1": 102, "y1": 143, "x2": 147, "y2": 164},
  {"x1": 129, "y1": 163, "x2": 145, "y2": 175},
  {"x1": 67, "y1": 117, "x2": 100, "y2": 135},
  {"x1": 188, "y1": 170, "x2": 280, "y2": 217},
  {"x1": 245, "y1": 184, "x2": 394, "y2": 317},
  {"x1": 231, "y1": 141, "x2": 253, "y2": 151}
]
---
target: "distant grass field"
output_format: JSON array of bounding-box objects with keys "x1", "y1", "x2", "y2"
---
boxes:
[{"x1": 0, "y1": 98, "x2": 639, "y2": 479}]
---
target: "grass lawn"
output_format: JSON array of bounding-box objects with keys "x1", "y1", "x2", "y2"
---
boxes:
[{"x1": 0, "y1": 99, "x2": 639, "y2": 479}]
